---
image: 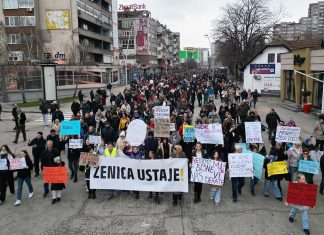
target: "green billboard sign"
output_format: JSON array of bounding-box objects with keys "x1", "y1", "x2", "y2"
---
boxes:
[{"x1": 179, "y1": 50, "x2": 200, "y2": 60}]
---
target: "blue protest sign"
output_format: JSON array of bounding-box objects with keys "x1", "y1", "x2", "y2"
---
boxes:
[
  {"x1": 184, "y1": 125, "x2": 195, "y2": 143},
  {"x1": 235, "y1": 143, "x2": 247, "y2": 150},
  {"x1": 0, "y1": 159, "x2": 8, "y2": 170},
  {"x1": 60, "y1": 120, "x2": 81, "y2": 135},
  {"x1": 243, "y1": 149, "x2": 264, "y2": 179},
  {"x1": 298, "y1": 160, "x2": 319, "y2": 175}
]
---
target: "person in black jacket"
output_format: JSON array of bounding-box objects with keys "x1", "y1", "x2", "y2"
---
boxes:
[
  {"x1": 67, "y1": 136, "x2": 81, "y2": 183},
  {"x1": 266, "y1": 108, "x2": 281, "y2": 141},
  {"x1": 192, "y1": 142, "x2": 207, "y2": 203},
  {"x1": 144, "y1": 131, "x2": 158, "y2": 158},
  {"x1": 101, "y1": 121, "x2": 116, "y2": 144},
  {"x1": 47, "y1": 129, "x2": 61, "y2": 155},
  {"x1": 41, "y1": 140, "x2": 59, "y2": 197},
  {"x1": 28, "y1": 132, "x2": 46, "y2": 177},
  {"x1": 71, "y1": 100, "x2": 81, "y2": 116},
  {"x1": 13, "y1": 108, "x2": 26, "y2": 144},
  {"x1": 39, "y1": 100, "x2": 49, "y2": 126},
  {"x1": 320, "y1": 153, "x2": 324, "y2": 195},
  {"x1": 14, "y1": 150, "x2": 33, "y2": 206},
  {"x1": 12, "y1": 104, "x2": 18, "y2": 130},
  {"x1": 0, "y1": 145, "x2": 15, "y2": 204}
]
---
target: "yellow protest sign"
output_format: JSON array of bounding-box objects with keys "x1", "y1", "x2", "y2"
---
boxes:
[{"x1": 267, "y1": 161, "x2": 288, "y2": 177}]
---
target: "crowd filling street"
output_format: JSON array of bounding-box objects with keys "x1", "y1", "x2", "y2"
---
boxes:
[{"x1": 0, "y1": 68, "x2": 324, "y2": 235}]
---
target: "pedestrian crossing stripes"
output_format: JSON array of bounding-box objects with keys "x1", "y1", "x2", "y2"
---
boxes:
[{"x1": 33, "y1": 111, "x2": 74, "y2": 122}]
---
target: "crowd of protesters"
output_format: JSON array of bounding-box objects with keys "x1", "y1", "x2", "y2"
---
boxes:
[{"x1": 0, "y1": 68, "x2": 323, "y2": 235}]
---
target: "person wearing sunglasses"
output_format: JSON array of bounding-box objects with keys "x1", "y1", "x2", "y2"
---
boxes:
[{"x1": 297, "y1": 148, "x2": 314, "y2": 184}]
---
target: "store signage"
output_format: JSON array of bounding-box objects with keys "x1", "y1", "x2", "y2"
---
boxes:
[
  {"x1": 119, "y1": 4, "x2": 146, "y2": 11},
  {"x1": 250, "y1": 64, "x2": 275, "y2": 74},
  {"x1": 294, "y1": 55, "x2": 305, "y2": 66}
]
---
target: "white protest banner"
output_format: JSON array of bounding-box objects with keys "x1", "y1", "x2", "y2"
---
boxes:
[
  {"x1": 195, "y1": 123, "x2": 224, "y2": 145},
  {"x1": 190, "y1": 157, "x2": 226, "y2": 186},
  {"x1": 245, "y1": 122, "x2": 263, "y2": 143},
  {"x1": 228, "y1": 153, "x2": 253, "y2": 178},
  {"x1": 154, "y1": 106, "x2": 170, "y2": 119},
  {"x1": 126, "y1": 119, "x2": 147, "y2": 146},
  {"x1": 0, "y1": 159, "x2": 8, "y2": 170},
  {"x1": 9, "y1": 158, "x2": 27, "y2": 170},
  {"x1": 154, "y1": 118, "x2": 170, "y2": 138},
  {"x1": 170, "y1": 123, "x2": 176, "y2": 132},
  {"x1": 89, "y1": 135, "x2": 101, "y2": 145},
  {"x1": 90, "y1": 157, "x2": 188, "y2": 192},
  {"x1": 275, "y1": 126, "x2": 301, "y2": 143},
  {"x1": 69, "y1": 139, "x2": 83, "y2": 149}
]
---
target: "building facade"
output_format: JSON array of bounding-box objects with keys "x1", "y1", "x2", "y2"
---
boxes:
[{"x1": 274, "y1": 1, "x2": 324, "y2": 40}]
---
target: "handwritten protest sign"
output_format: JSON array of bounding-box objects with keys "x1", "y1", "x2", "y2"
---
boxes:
[
  {"x1": 9, "y1": 158, "x2": 27, "y2": 170},
  {"x1": 267, "y1": 161, "x2": 288, "y2": 177},
  {"x1": 43, "y1": 167, "x2": 68, "y2": 184},
  {"x1": 126, "y1": 119, "x2": 147, "y2": 146},
  {"x1": 0, "y1": 159, "x2": 8, "y2": 170},
  {"x1": 183, "y1": 125, "x2": 195, "y2": 142},
  {"x1": 79, "y1": 152, "x2": 99, "y2": 167},
  {"x1": 170, "y1": 123, "x2": 176, "y2": 132},
  {"x1": 298, "y1": 160, "x2": 319, "y2": 175},
  {"x1": 245, "y1": 122, "x2": 263, "y2": 143},
  {"x1": 60, "y1": 120, "x2": 81, "y2": 135},
  {"x1": 228, "y1": 153, "x2": 253, "y2": 178},
  {"x1": 154, "y1": 118, "x2": 170, "y2": 138},
  {"x1": 243, "y1": 150, "x2": 265, "y2": 179},
  {"x1": 275, "y1": 126, "x2": 301, "y2": 143},
  {"x1": 89, "y1": 135, "x2": 101, "y2": 145},
  {"x1": 195, "y1": 123, "x2": 224, "y2": 145},
  {"x1": 154, "y1": 106, "x2": 170, "y2": 119},
  {"x1": 286, "y1": 182, "x2": 317, "y2": 207},
  {"x1": 190, "y1": 157, "x2": 226, "y2": 186},
  {"x1": 69, "y1": 139, "x2": 83, "y2": 149}
]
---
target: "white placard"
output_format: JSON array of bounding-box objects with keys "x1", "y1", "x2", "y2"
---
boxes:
[
  {"x1": 154, "y1": 106, "x2": 170, "y2": 119},
  {"x1": 170, "y1": 123, "x2": 176, "y2": 132},
  {"x1": 275, "y1": 126, "x2": 301, "y2": 143},
  {"x1": 89, "y1": 135, "x2": 101, "y2": 145},
  {"x1": 69, "y1": 139, "x2": 83, "y2": 149},
  {"x1": 90, "y1": 157, "x2": 188, "y2": 192},
  {"x1": 245, "y1": 122, "x2": 263, "y2": 143},
  {"x1": 9, "y1": 158, "x2": 27, "y2": 170},
  {"x1": 228, "y1": 153, "x2": 253, "y2": 178},
  {"x1": 126, "y1": 119, "x2": 147, "y2": 146},
  {"x1": 195, "y1": 123, "x2": 224, "y2": 145}
]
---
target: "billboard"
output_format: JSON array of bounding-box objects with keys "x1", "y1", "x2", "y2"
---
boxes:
[
  {"x1": 250, "y1": 64, "x2": 275, "y2": 74},
  {"x1": 46, "y1": 10, "x2": 71, "y2": 30},
  {"x1": 135, "y1": 18, "x2": 148, "y2": 55}
]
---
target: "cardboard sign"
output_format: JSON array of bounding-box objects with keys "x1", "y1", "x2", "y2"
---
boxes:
[
  {"x1": 195, "y1": 124, "x2": 224, "y2": 145},
  {"x1": 9, "y1": 158, "x2": 27, "y2": 170},
  {"x1": 170, "y1": 123, "x2": 176, "y2": 132},
  {"x1": 245, "y1": 122, "x2": 263, "y2": 143},
  {"x1": 68, "y1": 139, "x2": 83, "y2": 149},
  {"x1": 43, "y1": 167, "x2": 68, "y2": 183},
  {"x1": 183, "y1": 125, "x2": 195, "y2": 142},
  {"x1": 298, "y1": 160, "x2": 319, "y2": 175},
  {"x1": 228, "y1": 153, "x2": 254, "y2": 178},
  {"x1": 60, "y1": 120, "x2": 81, "y2": 135},
  {"x1": 89, "y1": 135, "x2": 101, "y2": 145},
  {"x1": 286, "y1": 182, "x2": 317, "y2": 207},
  {"x1": 79, "y1": 152, "x2": 99, "y2": 167},
  {"x1": 275, "y1": 126, "x2": 301, "y2": 143},
  {"x1": 154, "y1": 118, "x2": 170, "y2": 138},
  {"x1": 154, "y1": 106, "x2": 170, "y2": 119},
  {"x1": 0, "y1": 159, "x2": 8, "y2": 170},
  {"x1": 126, "y1": 119, "x2": 147, "y2": 146},
  {"x1": 267, "y1": 161, "x2": 288, "y2": 177},
  {"x1": 190, "y1": 157, "x2": 226, "y2": 186}
]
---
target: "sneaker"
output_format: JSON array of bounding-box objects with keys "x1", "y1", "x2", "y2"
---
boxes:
[
  {"x1": 289, "y1": 217, "x2": 294, "y2": 223},
  {"x1": 43, "y1": 192, "x2": 49, "y2": 198},
  {"x1": 28, "y1": 192, "x2": 34, "y2": 198},
  {"x1": 51, "y1": 199, "x2": 57, "y2": 204},
  {"x1": 264, "y1": 194, "x2": 269, "y2": 197},
  {"x1": 14, "y1": 200, "x2": 21, "y2": 206},
  {"x1": 303, "y1": 229, "x2": 310, "y2": 235}
]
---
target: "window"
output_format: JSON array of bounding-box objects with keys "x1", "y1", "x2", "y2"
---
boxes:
[
  {"x1": 7, "y1": 34, "x2": 21, "y2": 44},
  {"x1": 18, "y1": 0, "x2": 34, "y2": 8},
  {"x1": 3, "y1": 0, "x2": 18, "y2": 9},
  {"x1": 8, "y1": 51, "x2": 23, "y2": 61},
  {"x1": 277, "y1": 53, "x2": 282, "y2": 63},
  {"x1": 4, "y1": 16, "x2": 20, "y2": 27},
  {"x1": 268, "y1": 53, "x2": 275, "y2": 63},
  {"x1": 20, "y1": 16, "x2": 35, "y2": 26}
]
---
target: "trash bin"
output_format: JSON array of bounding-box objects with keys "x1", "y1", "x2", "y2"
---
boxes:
[{"x1": 303, "y1": 103, "x2": 312, "y2": 113}]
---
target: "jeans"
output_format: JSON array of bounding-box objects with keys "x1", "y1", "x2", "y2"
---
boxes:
[
  {"x1": 107, "y1": 189, "x2": 118, "y2": 198},
  {"x1": 253, "y1": 99, "x2": 257, "y2": 108},
  {"x1": 289, "y1": 166, "x2": 297, "y2": 182},
  {"x1": 67, "y1": 155, "x2": 79, "y2": 177},
  {"x1": 231, "y1": 177, "x2": 245, "y2": 200},
  {"x1": 290, "y1": 207, "x2": 309, "y2": 229},
  {"x1": 42, "y1": 114, "x2": 48, "y2": 126},
  {"x1": 210, "y1": 188, "x2": 221, "y2": 204},
  {"x1": 250, "y1": 177, "x2": 259, "y2": 193},
  {"x1": 17, "y1": 177, "x2": 33, "y2": 201},
  {"x1": 44, "y1": 183, "x2": 49, "y2": 193},
  {"x1": 263, "y1": 179, "x2": 282, "y2": 198},
  {"x1": 33, "y1": 154, "x2": 41, "y2": 174}
]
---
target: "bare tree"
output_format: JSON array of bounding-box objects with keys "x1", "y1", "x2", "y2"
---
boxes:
[{"x1": 212, "y1": 0, "x2": 285, "y2": 77}]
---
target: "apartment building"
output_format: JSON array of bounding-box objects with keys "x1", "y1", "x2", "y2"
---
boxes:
[
  {"x1": 118, "y1": 9, "x2": 180, "y2": 78},
  {"x1": 274, "y1": 1, "x2": 324, "y2": 40},
  {"x1": 0, "y1": 0, "x2": 119, "y2": 91}
]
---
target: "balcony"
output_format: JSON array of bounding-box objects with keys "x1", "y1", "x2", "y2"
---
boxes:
[
  {"x1": 78, "y1": 10, "x2": 112, "y2": 30},
  {"x1": 78, "y1": 28, "x2": 112, "y2": 43},
  {"x1": 157, "y1": 46, "x2": 162, "y2": 51},
  {"x1": 83, "y1": 46, "x2": 113, "y2": 55}
]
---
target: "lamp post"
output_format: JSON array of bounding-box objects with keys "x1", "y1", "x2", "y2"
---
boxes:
[
  {"x1": 204, "y1": 34, "x2": 214, "y2": 78},
  {"x1": 124, "y1": 22, "x2": 134, "y2": 87}
]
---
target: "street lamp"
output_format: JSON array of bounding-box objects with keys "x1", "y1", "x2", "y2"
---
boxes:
[
  {"x1": 124, "y1": 22, "x2": 134, "y2": 87},
  {"x1": 204, "y1": 34, "x2": 214, "y2": 79}
]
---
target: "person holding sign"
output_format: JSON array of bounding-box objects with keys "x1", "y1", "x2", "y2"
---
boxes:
[
  {"x1": 287, "y1": 141, "x2": 303, "y2": 182},
  {"x1": 51, "y1": 157, "x2": 66, "y2": 204},
  {"x1": 0, "y1": 145, "x2": 15, "y2": 205},
  {"x1": 297, "y1": 148, "x2": 314, "y2": 184},
  {"x1": 14, "y1": 150, "x2": 34, "y2": 206},
  {"x1": 209, "y1": 151, "x2": 224, "y2": 205},
  {"x1": 192, "y1": 142, "x2": 207, "y2": 203},
  {"x1": 287, "y1": 174, "x2": 312, "y2": 235},
  {"x1": 231, "y1": 145, "x2": 246, "y2": 203}
]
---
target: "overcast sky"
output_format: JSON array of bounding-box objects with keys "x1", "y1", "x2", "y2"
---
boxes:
[{"x1": 118, "y1": 0, "x2": 319, "y2": 48}]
